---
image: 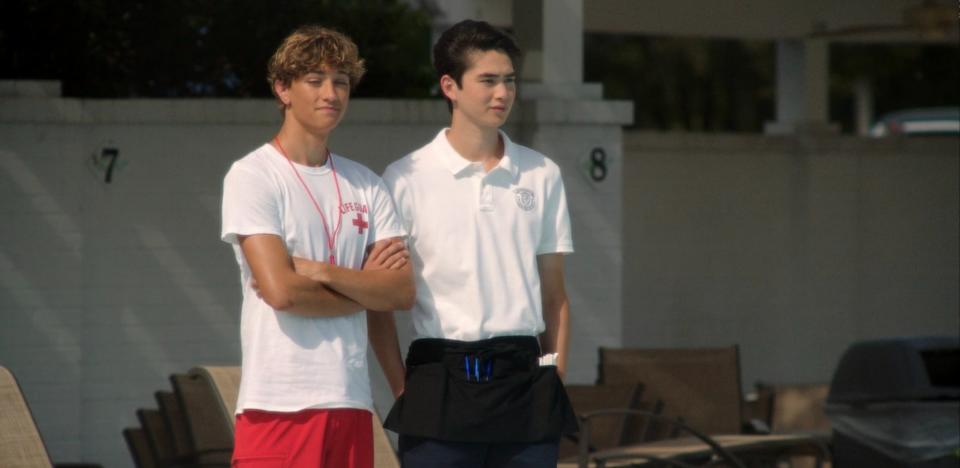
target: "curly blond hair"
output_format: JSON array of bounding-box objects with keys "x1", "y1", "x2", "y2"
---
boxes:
[{"x1": 267, "y1": 25, "x2": 366, "y2": 99}]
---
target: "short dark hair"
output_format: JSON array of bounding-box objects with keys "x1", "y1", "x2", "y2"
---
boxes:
[{"x1": 433, "y1": 20, "x2": 522, "y2": 108}]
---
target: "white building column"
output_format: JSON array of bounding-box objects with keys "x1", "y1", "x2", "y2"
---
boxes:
[
  {"x1": 510, "y1": 0, "x2": 630, "y2": 384},
  {"x1": 854, "y1": 77, "x2": 874, "y2": 136},
  {"x1": 512, "y1": 0, "x2": 601, "y2": 99},
  {"x1": 765, "y1": 38, "x2": 838, "y2": 134}
]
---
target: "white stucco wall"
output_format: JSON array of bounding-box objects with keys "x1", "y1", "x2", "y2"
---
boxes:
[
  {"x1": 622, "y1": 132, "x2": 960, "y2": 393},
  {"x1": 0, "y1": 92, "x2": 629, "y2": 466}
]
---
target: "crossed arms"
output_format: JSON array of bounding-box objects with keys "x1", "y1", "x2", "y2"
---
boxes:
[
  {"x1": 238, "y1": 234, "x2": 569, "y2": 391},
  {"x1": 239, "y1": 233, "x2": 411, "y2": 397},
  {"x1": 238, "y1": 234, "x2": 414, "y2": 316}
]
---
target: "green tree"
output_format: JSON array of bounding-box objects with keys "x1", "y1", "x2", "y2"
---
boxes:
[
  {"x1": 0, "y1": 0, "x2": 436, "y2": 98},
  {"x1": 585, "y1": 34, "x2": 958, "y2": 133},
  {"x1": 585, "y1": 34, "x2": 775, "y2": 132}
]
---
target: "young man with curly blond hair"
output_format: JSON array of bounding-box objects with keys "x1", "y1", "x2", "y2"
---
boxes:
[{"x1": 221, "y1": 25, "x2": 413, "y2": 467}]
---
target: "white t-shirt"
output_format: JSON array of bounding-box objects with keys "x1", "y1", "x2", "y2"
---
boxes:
[
  {"x1": 382, "y1": 129, "x2": 573, "y2": 342},
  {"x1": 221, "y1": 143, "x2": 404, "y2": 414}
]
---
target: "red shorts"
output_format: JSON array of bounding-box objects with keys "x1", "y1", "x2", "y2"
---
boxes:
[{"x1": 233, "y1": 408, "x2": 373, "y2": 468}]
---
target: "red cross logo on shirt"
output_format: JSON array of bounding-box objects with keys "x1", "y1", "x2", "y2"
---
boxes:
[{"x1": 352, "y1": 212, "x2": 368, "y2": 235}]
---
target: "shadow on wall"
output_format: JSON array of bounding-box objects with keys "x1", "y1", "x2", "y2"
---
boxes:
[{"x1": 0, "y1": 145, "x2": 242, "y2": 466}]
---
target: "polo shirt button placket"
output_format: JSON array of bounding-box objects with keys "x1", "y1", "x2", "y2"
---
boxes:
[{"x1": 479, "y1": 175, "x2": 494, "y2": 212}]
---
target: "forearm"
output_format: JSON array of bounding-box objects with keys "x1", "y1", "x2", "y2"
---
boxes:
[
  {"x1": 540, "y1": 298, "x2": 570, "y2": 378},
  {"x1": 270, "y1": 270, "x2": 364, "y2": 317},
  {"x1": 367, "y1": 310, "x2": 406, "y2": 398},
  {"x1": 318, "y1": 265, "x2": 415, "y2": 311},
  {"x1": 239, "y1": 234, "x2": 364, "y2": 317},
  {"x1": 537, "y1": 253, "x2": 570, "y2": 378}
]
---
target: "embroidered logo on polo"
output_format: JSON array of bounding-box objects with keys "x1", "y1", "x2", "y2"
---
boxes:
[
  {"x1": 340, "y1": 202, "x2": 369, "y2": 234},
  {"x1": 514, "y1": 188, "x2": 536, "y2": 211}
]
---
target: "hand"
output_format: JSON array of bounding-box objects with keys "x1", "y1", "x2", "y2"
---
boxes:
[{"x1": 364, "y1": 239, "x2": 409, "y2": 271}]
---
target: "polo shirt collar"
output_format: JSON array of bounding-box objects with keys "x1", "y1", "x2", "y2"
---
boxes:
[{"x1": 433, "y1": 128, "x2": 520, "y2": 178}]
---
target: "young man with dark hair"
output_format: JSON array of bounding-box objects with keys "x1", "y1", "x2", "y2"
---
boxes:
[
  {"x1": 382, "y1": 19, "x2": 577, "y2": 467},
  {"x1": 221, "y1": 25, "x2": 413, "y2": 467}
]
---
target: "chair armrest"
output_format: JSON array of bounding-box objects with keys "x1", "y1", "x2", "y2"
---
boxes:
[
  {"x1": 742, "y1": 418, "x2": 772, "y2": 434},
  {"x1": 577, "y1": 409, "x2": 747, "y2": 468}
]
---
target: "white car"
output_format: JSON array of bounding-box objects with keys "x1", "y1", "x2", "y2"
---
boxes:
[{"x1": 869, "y1": 107, "x2": 959, "y2": 137}]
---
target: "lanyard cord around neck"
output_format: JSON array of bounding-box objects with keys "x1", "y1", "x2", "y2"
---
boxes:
[{"x1": 273, "y1": 137, "x2": 344, "y2": 265}]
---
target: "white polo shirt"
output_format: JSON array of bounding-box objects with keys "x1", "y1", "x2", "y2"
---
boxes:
[{"x1": 382, "y1": 129, "x2": 573, "y2": 341}]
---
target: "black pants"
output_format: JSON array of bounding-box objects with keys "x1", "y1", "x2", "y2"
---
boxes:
[{"x1": 399, "y1": 435, "x2": 560, "y2": 468}]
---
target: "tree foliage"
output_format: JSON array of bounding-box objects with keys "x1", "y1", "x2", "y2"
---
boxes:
[
  {"x1": 4, "y1": 1, "x2": 956, "y2": 132},
  {"x1": 586, "y1": 34, "x2": 959, "y2": 133},
  {"x1": 586, "y1": 34, "x2": 776, "y2": 132},
  {"x1": 0, "y1": 0, "x2": 436, "y2": 98}
]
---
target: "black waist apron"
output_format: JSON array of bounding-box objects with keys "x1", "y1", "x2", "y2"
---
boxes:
[{"x1": 383, "y1": 336, "x2": 578, "y2": 443}]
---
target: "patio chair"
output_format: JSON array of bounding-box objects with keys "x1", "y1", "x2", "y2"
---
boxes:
[
  {"x1": 759, "y1": 382, "x2": 831, "y2": 433},
  {"x1": 169, "y1": 374, "x2": 232, "y2": 467},
  {"x1": 187, "y1": 367, "x2": 239, "y2": 433},
  {"x1": 752, "y1": 382, "x2": 832, "y2": 468},
  {"x1": 570, "y1": 406, "x2": 829, "y2": 468},
  {"x1": 577, "y1": 348, "x2": 831, "y2": 468},
  {"x1": 573, "y1": 409, "x2": 750, "y2": 468},
  {"x1": 136, "y1": 408, "x2": 180, "y2": 467},
  {"x1": 122, "y1": 427, "x2": 157, "y2": 468},
  {"x1": 597, "y1": 346, "x2": 743, "y2": 439},
  {"x1": 1, "y1": 365, "x2": 103, "y2": 468},
  {"x1": 156, "y1": 389, "x2": 196, "y2": 463},
  {"x1": 559, "y1": 383, "x2": 646, "y2": 459},
  {"x1": 0, "y1": 365, "x2": 53, "y2": 468},
  {"x1": 741, "y1": 386, "x2": 775, "y2": 434}
]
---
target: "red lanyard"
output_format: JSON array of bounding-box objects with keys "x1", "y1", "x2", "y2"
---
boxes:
[{"x1": 273, "y1": 137, "x2": 344, "y2": 265}]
